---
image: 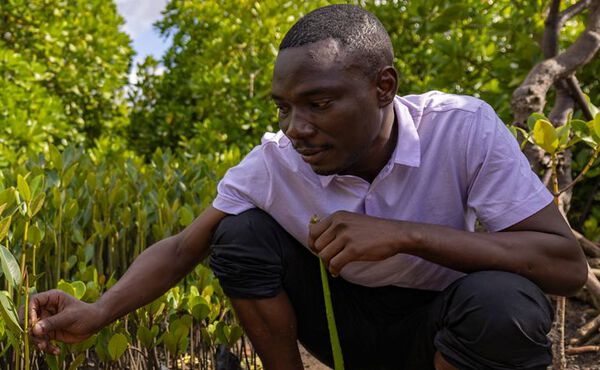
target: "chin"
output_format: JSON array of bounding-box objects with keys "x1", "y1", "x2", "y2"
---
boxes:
[{"x1": 310, "y1": 163, "x2": 345, "y2": 176}]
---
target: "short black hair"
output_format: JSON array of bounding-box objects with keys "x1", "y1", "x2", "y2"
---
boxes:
[{"x1": 279, "y1": 4, "x2": 394, "y2": 78}]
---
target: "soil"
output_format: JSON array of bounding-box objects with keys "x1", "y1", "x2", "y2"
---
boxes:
[
  {"x1": 298, "y1": 298, "x2": 600, "y2": 370},
  {"x1": 564, "y1": 298, "x2": 600, "y2": 370}
]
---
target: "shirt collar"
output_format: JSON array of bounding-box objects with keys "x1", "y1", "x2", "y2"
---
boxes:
[{"x1": 318, "y1": 96, "x2": 421, "y2": 187}]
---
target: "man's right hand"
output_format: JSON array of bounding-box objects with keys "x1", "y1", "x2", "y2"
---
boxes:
[{"x1": 27, "y1": 289, "x2": 105, "y2": 354}]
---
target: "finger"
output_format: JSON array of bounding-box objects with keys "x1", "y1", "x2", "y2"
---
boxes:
[
  {"x1": 29, "y1": 289, "x2": 65, "y2": 324},
  {"x1": 30, "y1": 335, "x2": 50, "y2": 352},
  {"x1": 318, "y1": 238, "x2": 345, "y2": 267},
  {"x1": 328, "y1": 248, "x2": 355, "y2": 277},
  {"x1": 33, "y1": 311, "x2": 74, "y2": 338},
  {"x1": 313, "y1": 223, "x2": 337, "y2": 253},
  {"x1": 308, "y1": 216, "x2": 332, "y2": 251},
  {"x1": 30, "y1": 332, "x2": 60, "y2": 354}
]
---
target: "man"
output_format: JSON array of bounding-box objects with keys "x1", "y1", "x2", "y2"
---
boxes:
[{"x1": 28, "y1": 4, "x2": 587, "y2": 370}]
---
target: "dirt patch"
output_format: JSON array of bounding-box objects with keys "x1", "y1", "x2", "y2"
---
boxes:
[{"x1": 565, "y1": 298, "x2": 600, "y2": 370}]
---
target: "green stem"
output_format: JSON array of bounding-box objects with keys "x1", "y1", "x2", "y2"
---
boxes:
[
  {"x1": 24, "y1": 271, "x2": 30, "y2": 370},
  {"x1": 551, "y1": 154, "x2": 560, "y2": 205},
  {"x1": 557, "y1": 145, "x2": 600, "y2": 195},
  {"x1": 319, "y1": 260, "x2": 344, "y2": 370},
  {"x1": 311, "y1": 215, "x2": 344, "y2": 370},
  {"x1": 550, "y1": 154, "x2": 567, "y2": 370}
]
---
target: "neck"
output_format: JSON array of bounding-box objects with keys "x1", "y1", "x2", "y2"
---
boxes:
[{"x1": 344, "y1": 106, "x2": 398, "y2": 183}]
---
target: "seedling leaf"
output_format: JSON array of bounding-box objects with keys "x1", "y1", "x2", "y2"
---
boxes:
[
  {"x1": 0, "y1": 245, "x2": 21, "y2": 288},
  {"x1": 533, "y1": 119, "x2": 559, "y2": 154},
  {"x1": 108, "y1": 333, "x2": 128, "y2": 361},
  {"x1": 0, "y1": 292, "x2": 22, "y2": 334}
]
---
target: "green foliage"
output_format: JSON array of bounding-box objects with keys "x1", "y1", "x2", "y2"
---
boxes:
[
  {"x1": 127, "y1": 0, "x2": 331, "y2": 157},
  {"x1": 0, "y1": 0, "x2": 133, "y2": 165},
  {"x1": 0, "y1": 144, "x2": 244, "y2": 368},
  {"x1": 1, "y1": 0, "x2": 600, "y2": 368}
]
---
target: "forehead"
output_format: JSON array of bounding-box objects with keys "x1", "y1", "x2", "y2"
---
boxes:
[{"x1": 272, "y1": 39, "x2": 361, "y2": 98}]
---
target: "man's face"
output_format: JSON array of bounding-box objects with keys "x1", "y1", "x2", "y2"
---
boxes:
[{"x1": 271, "y1": 39, "x2": 388, "y2": 177}]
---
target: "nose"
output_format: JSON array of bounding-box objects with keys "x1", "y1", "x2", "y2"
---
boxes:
[{"x1": 283, "y1": 110, "x2": 317, "y2": 139}]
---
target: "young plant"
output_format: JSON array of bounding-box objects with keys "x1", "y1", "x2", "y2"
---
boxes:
[{"x1": 311, "y1": 215, "x2": 344, "y2": 370}]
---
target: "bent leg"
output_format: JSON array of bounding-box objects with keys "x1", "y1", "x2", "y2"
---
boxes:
[
  {"x1": 209, "y1": 209, "x2": 406, "y2": 369},
  {"x1": 209, "y1": 209, "x2": 304, "y2": 370},
  {"x1": 433, "y1": 271, "x2": 553, "y2": 370}
]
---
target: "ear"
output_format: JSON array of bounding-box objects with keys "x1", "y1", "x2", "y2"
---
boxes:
[{"x1": 376, "y1": 66, "x2": 398, "y2": 107}]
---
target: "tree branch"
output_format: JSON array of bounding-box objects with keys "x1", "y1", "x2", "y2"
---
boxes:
[
  {"x1": 573, "y1": 229, "x2": 600, "y2": 258},
  {"x1": 566, "y1": 75, "x2": 595, "y2": 120},
  {"x1": 511, "y1": 1, "x2": 600, "y2": 124},
  {"x1": 543, "y1": 0, "x2": 562, "y2": 58},
  {"x1": 559, "y1": 0, "x2": 594, "y2": 27}
]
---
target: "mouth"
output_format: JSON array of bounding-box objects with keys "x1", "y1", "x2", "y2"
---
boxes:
[{"x1": 295, "y1": 146, "x2": 330, "y2": 164}]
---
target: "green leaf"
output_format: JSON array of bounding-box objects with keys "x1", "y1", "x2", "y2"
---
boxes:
[
  {"x1": 17, "y1": 175, "x2": 31, "y2": 203},
  {"x1": 584, "y1": 94, "x2": 600, "y2": 117},
  {"x1": 593, "y1": 113, "x2": 600, "y2": 139},
  {"x1": 555, "y1": 122, "x2": 571, "y2": 149},
  {"x1": 108, "y1": 333, "x2": 128, "y2": 361},
  {"x1": 0, "y1": 292, "x2": 22, "y2": 334},
  {"x1": 179, "y1": 205, "x2": 194, "y2": 227},
  {"x1": 190, "y1": 297, "x2": 210, "y2": 321},
  {"x1": 228, "y1": 324, "x2": 243, "y2": 346},
  {"x1": 49, "y1": 144, "x2": 63, "y2": 170},
  {"x1": 28, "y1": 222, "x2": 44, "y2": 245},
  {"x1": 71, "y1": 280, "x2": 86, "y2": 300},
  {"x1": 527, "y1": 113, "x2": 547, "y2": 132},
  {"x1": 572, "y1": 119, "x2": 596, "y2": 147},
  {"x1": 67, "y1": 353, "x2": 86, "y2": 370},
  {"x1": 57, "y1": 280, "x2": 75, "y2": 297},
  {"x1": 137, "y1": 326, "x2": 154, "y2": 349},
  {"x1": 0, "y1": 216, "x2": 11, "y2": 242},
  {"x1": 29, "y1": 192, "x2": 45, "y2": 218},
  {"x1": 533, "y1": 119, "x2": 559, "y2": 154},
  {"x1": 0, "y1": 245, "x2": 21, "y2": 288}
]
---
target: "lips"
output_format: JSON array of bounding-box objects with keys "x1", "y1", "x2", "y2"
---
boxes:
[{"x1": 295, "y1": 146, "x2": 330, "y2": 164}]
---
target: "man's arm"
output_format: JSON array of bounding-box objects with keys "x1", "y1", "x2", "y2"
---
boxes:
[
  {"x1": 28, "y1": 205, "x2": 227, "y2": 353},
  {"x1": 309, "y1": 202, "x2": 587, "y2": 296}
]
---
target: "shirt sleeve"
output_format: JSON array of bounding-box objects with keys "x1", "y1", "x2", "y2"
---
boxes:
[
  {"x1": 212, "y1": 146, "x2": 271, "y2": 215},
  {"x1": 465, "y1": 102, "x2": 553, "y2": 231}
]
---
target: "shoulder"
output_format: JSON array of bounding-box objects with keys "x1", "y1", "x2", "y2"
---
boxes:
[
  {"x1": 233, "y1": 130, "x2": 307, "y2": 175},
  {"x1": 400, "y1": 90, "x2": 488, "y2": 116}
]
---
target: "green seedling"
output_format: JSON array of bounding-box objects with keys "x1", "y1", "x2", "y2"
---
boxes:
[{"x1": 311, "y1": 215, "x2": 344, "y2": 370}]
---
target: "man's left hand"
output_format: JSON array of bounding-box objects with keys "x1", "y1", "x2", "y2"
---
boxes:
[{"x1": 308, "y1": 211, "x2": 405, "y2": 276}]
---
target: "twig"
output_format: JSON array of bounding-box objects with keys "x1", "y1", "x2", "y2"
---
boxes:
[
  {"x1": 559, "y1": 0, "x2": 594, "y2": 27},
  {"x1": 578, "y1": 177, "x2": 600, "y2": 228},
  {"x1": 570, "y1": 313, "x2": 600, "y2": 346},
  {"x1": 566, "y1": 345, "x2": 600, "y2": 355},
  {"x1": 543, "y1": 0, "x2": 562, "y2": 58},
  {"x1": 586, "y1": 266, "x2": 600, "y2": 303},
  {"x1": 558, "y1": 146, "x2": 600, "y2": 194},
  {"x1": 565, "y1": 75, "x2": 595, "y2": 120},
  {"x1": 572, "y1": 230, "x2": 600, "y2": 258}
]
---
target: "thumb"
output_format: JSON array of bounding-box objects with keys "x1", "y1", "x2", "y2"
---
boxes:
[{"x1": 33, "y1": 312, "x2": 73, "y2": 337}]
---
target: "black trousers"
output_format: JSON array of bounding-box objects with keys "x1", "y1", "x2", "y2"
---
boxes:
[{"x1": 209, "y1": 209, "x2": 553, "y2": 370}]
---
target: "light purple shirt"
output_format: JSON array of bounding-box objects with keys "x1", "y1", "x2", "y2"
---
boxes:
[{"x1": 213, "y1": 92, "x2": 553, "y2": 291}]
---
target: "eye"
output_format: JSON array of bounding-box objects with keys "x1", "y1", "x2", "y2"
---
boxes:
[
  {"x1": 310, "y1": 100, "x2": 332, "y2": 110},
  {"x1": 276, "y1": 104, "x2": 290, "y2": 117}
]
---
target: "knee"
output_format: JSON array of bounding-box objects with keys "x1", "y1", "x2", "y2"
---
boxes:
[
  {"x1": 436, "y1": 271, "x2": 553, "y2": 367},
  {"x1": 209, "y1": 209, "x2": 288, "y2": 299},
  {"x1": 445, "y1": 271, "x2": 553, "y2": 336},
  {"x1": 212, "y1": 208, "x2": 279, "y2": 245}
]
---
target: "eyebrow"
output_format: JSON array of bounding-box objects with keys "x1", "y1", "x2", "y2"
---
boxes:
[{"x1": 271, "y1": 86, "x2": 341, "y2": 101}]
